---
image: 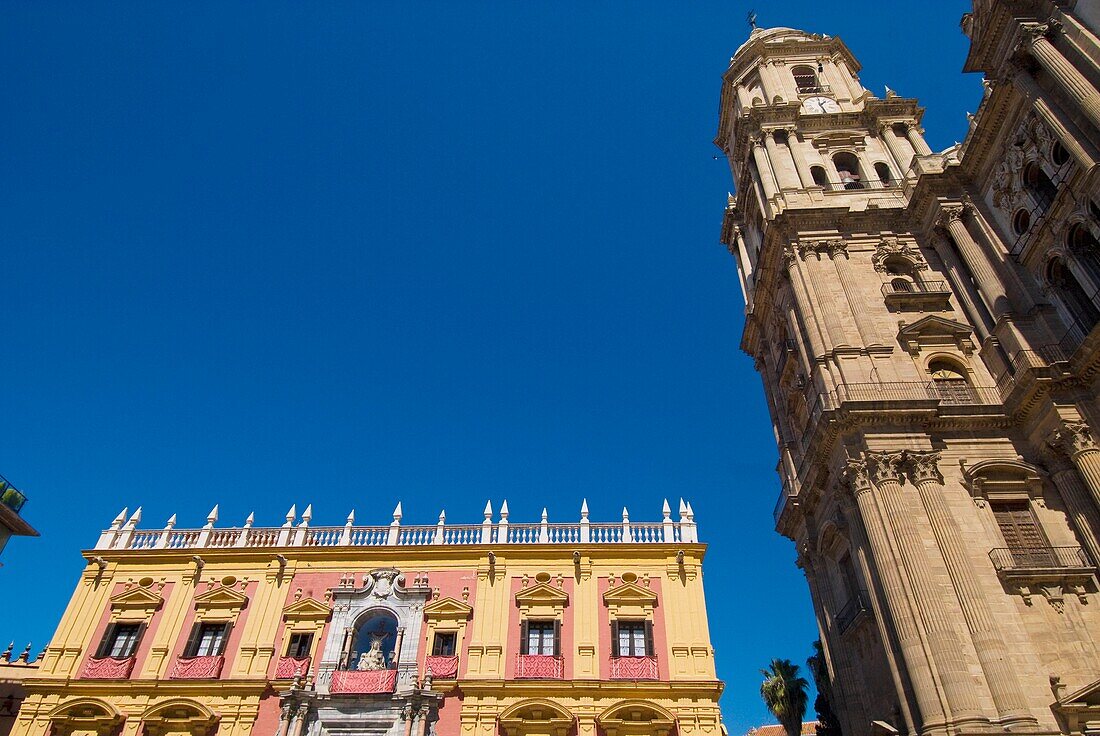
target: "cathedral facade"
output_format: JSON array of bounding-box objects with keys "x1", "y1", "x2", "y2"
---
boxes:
[
  {"x1": 11, "y1": 502, "x2": 720, "y2": 736},
  {"x1": 715, "y1": 2, "x2": 1100, "y2": 736}
]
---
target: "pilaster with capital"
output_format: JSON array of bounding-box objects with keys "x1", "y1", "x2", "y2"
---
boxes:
[
  {"x1": 903, "y1": 451, "x2": 1036, "y2": 726},
  {"x1": 782, "y1": 245, "x2": 828, "y2": 359},
  {"x1": 1039, "y1": 446, "x2": 1100, "y2": 566},
  {"x1": 840, "y1": 459, "x2": 946, "y2": 730},
  {"x1": 750, "y1": 134, "x2": 780, "y2": 200},
  {"x1": 1048, "y1": 420, "x2": 1100, "y2": 514},
  {"x1": 763, "y1": 129, "x2": 801, "y2": 190},
  {"x1": 937, "y1": 203, "x2": 1011, "y2": 319},
  {"x1": 879, "y1": 122, "x2": 915, "y2": 173},
  {"x1": 1018, "y1": 21, "x2": 1100, "y2": 133},
  {"x1": 1009, "y1": 64, "x2": 1097, "y2": 170},
  {"x1": 866, "y1": 450, "x2": 989, "y2": 725}
]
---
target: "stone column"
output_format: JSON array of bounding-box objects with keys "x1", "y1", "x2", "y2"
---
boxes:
[
  {"x1": 844, "y1": 461, "x2": 946, "y2": 732},
  {"x1": 1021, "y1": 22, "x2": 1100, "y2": 135},
  {"x1": 1010, "y1": 70, "x2": 1097, "y2": 170},
  {"x1": 930, "y1": 235, "x2": 993, "y2": 341},
  {"x1": 288, "y1": 704, "x2": 309, "y2": 736},
  {"x1": 938, "y1": 204, "x2": 1011, "y2": 319},
  {"x1": 838, "y1": 493, "x2": 917, "y2": 736},
  {"x1": 276, "y1": 703, "x2": 294, "y2": 736},
  {"x1": 752, "y1": 135, "x2": 779, "y2": 200},
  {"x1": 827, "y1": 240, "x2": 873, "y2": 347},
  {"x1": 783, "y1": 128, "x2": 814, "y2": 188},
  {"x1": 867, "y1": 452, "x2": 988, "y2": 727},
  {"x1": 765, "y1": 129, "x2": 801, "y2": 190},
  {"x1": 1048, "y1": 420, "x2": 1100, "y2": 513},
  {"x1": 880, "y1": 123, "x2": 914, "y2": 174},
  {"x1": 1041, "y1": 449, "x2": 1100, "y2": 566},
  {"x1": 904, "y1": 452, "x2": 1036, "y2": 728},
  {"x1": 904, "y1": 124, "x2": 933, "y2": 156},
  {"x1": 783, "y1": 247, "x2": 828, "y2": 360},
  {"x1": 797, "y1": 546, "x2": 870, "y2": 736}
]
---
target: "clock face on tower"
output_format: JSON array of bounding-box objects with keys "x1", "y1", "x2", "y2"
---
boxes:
[{"x1": 801, "y1": 96, "x2": 841, "y2": 114}]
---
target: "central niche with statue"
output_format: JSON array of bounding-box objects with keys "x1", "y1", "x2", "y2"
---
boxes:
[{"x1": 298, "y1": 567, "x2": 440, "y2": 736}]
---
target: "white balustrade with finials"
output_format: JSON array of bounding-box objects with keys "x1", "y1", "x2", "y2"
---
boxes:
[{"x1": 93, "y1": 498, "x2": 700, "y2": 551}]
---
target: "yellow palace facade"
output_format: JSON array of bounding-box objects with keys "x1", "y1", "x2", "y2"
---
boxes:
[{"x1": 12, "y1": 501, "x2": 722, "y2": 736}]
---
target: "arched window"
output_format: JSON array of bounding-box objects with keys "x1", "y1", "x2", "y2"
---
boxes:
[
  {"x1": 1067, "y1": 223, "x2": 1100, "y2": 291},
  {"x1": 792, "y1": 66, "x2": 821, "y2": 94},
  {"x1": 1050, "y1": 140, "x2": 1069, "y2": 167},
  {"x1": 810, "y1": 165, "x2": 829, "y2": 187},
  {"x1": 1012, "y1": 209, "x2": 1031, "y2": 236},
  {"x1": 928, "y1": 359, "x2": 973, "y2": 403},
  {"x1": 1048, "y1": 256, "x2": 1100, "y2": 334},
  {"x1": 833, "y1": 153, "x2": 863, "y2": 189},
  {"x1": 874, "y1": 162, "x2": 893, "y2": 186},
  {"x1": 1023, "y1": 161, "x2": 1057, "y2": 209},
  {"x1": 347, "y1": 610, "x2": 399, "y2": 671},
  {"x1": 891, "y1": 277, "x2": 913, "y2": 293}
]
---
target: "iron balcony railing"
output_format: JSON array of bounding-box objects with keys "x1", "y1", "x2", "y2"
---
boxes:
[
  {"x1": 834, "y1": 381, "x2": 1001, "y2": 406},
  {"x1": 834, "y1": 592, "x2": 870, "y2": 634},
  {"x1": 0, "y1": 475, "x2": 27, "y2": 514},
  {"x1": 796, "y1": 83, "x2": 832, "y2": 96},
  {"x1": 880, "y1": 279, "x2": 951, "y2": 297},
  {"x1": 989, "y1": 546, "x2": 1092, "y2": 572},
  {"x1": 819, "y1": 178, "x2": 902, "y2": 192}
]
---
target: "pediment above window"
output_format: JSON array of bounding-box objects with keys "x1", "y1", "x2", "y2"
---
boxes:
[
  {"x1": 897, "y1": 315, "x2": 975, "y2": 355},
  {"x1": 515, "y1": 582, "x2": 569, "y2": 618},
  {"x1": 423, "y1": 596, "x2": 473, "y2": 622},
  {"x1": 602, "y1": 582, "x2": 658, "y2": 617},
  {"x1": 1053, "y1": 675, "x2": 1100, "y2": 736},
  {"x1": 193, "y1": 585, "x2": 248, "y2": 619},
  {"x1": 282, "y1": 597, "x2": 331, "y2": 623},
  {"x1": 109, "y1": 586, "x2": 163, "y2": 617}
]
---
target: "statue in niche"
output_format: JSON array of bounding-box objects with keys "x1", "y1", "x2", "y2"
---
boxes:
[{"x1": 355, "y1": 631, "x2": 390, "y2": 671}]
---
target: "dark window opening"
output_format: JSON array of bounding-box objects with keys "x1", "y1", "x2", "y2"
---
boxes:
[
  {"x1": 286, "y1": 632, "x2": 313, "y2": 659},
  {"x1": 1051, "y1": 140, "x2": 1069, "y2": 167},
  {"x1": 874, "y1": 162, "x2": 893, "y2": 185},
  {"x1": 1012, "y1": 209, "x2": 1031, "y2": 236},
  {"x1": 792, "y1": 66, "x2": 821, "y2": 94},
  {"x1": 1048, "y1": 256, "x2": 1100, "y2": 332},
  {"x1": 432, "y1": 632, "x2": 457, "y2": 656},
  {"x1": 833, "y1": 153, "x2": 863, "y2": 189},
  {"x1": 184, "y1": 622, "x2": 231, "y2": 658},
  {"x1": 1023, "y1": 162, "x2": 1057, "y2": 209},
  {"x1": 810, "y1": 166, "x2": 829, "y2": 187},
  {"x1": 520, "y1": 620, "x2": 560, "y2": 656},
  {"x1": 611, "y1": 620, "x2": 654, "y2": 657},
  {"x1": 891, "y1": 278, "x2": 913, "y2": 292},
  {"x1": 96, "y1": 622, "x2": 144, "y2": 659}
]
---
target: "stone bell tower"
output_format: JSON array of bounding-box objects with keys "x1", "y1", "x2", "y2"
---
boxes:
[{"x1": 716, "y1": 15, "x2": 1100, "y2": 736}]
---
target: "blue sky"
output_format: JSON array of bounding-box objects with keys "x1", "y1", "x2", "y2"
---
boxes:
[{"x1": 0, "y1": 2, "x2": 978, "y2": 731}]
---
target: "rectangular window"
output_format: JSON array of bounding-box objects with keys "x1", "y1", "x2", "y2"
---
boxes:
[
  {"x1": 432, "y1": 632, "x2": 457, "y2": 656},
  {"x1": 286, "y1": 632, "x2": 313, "y2": 659},
  {"x1": 992, "y1": 501, "x2": 1054, "y2": 566},
  {"x1": 523, "y1": 620, "x2": 559, "y2": 656},
  {"x1": 185, "y1": 622, "x2": 231, "y2": 657},
  {"x1": 611, "y1": 620, "x2": 654, "y2": 657},
  {"x1": 96, "y1": 623, "x2": 143, "y2": 659}
]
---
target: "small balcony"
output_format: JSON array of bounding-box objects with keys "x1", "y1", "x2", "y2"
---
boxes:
[
  {"x1": 834, "y1": 593, "x2": 870, "y2": 634},
  {"x1": 168, "y1": 655, "x2": 224, "y2": 680},
  {"x1": 881, "y1": 279, "x2": 953, "y2": 312},
  {"x1": 834, "y1": 381, "x2": 1001, "y2": 408},
  {"x1": 274, "y1": 656, "x2": 311, "y2": 680},
  {"x1": 81, "y1": 656, "x2": 135, "y2": 680},
  {"x1": 425, "y1": 654, "x2": 459, "y2": 679},
  {"x1": 514, "y1": 654, "x2": 564, "y2": 679},
  {"x1": 329, "y1": 668, "x2": 398, "y2": 693},
  {"x1": 608, "y1": 655, "x2": 658, "y2": 680},
  {"x1": 989, "y1": 546, "x2": 1093, "y2": 574}
]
